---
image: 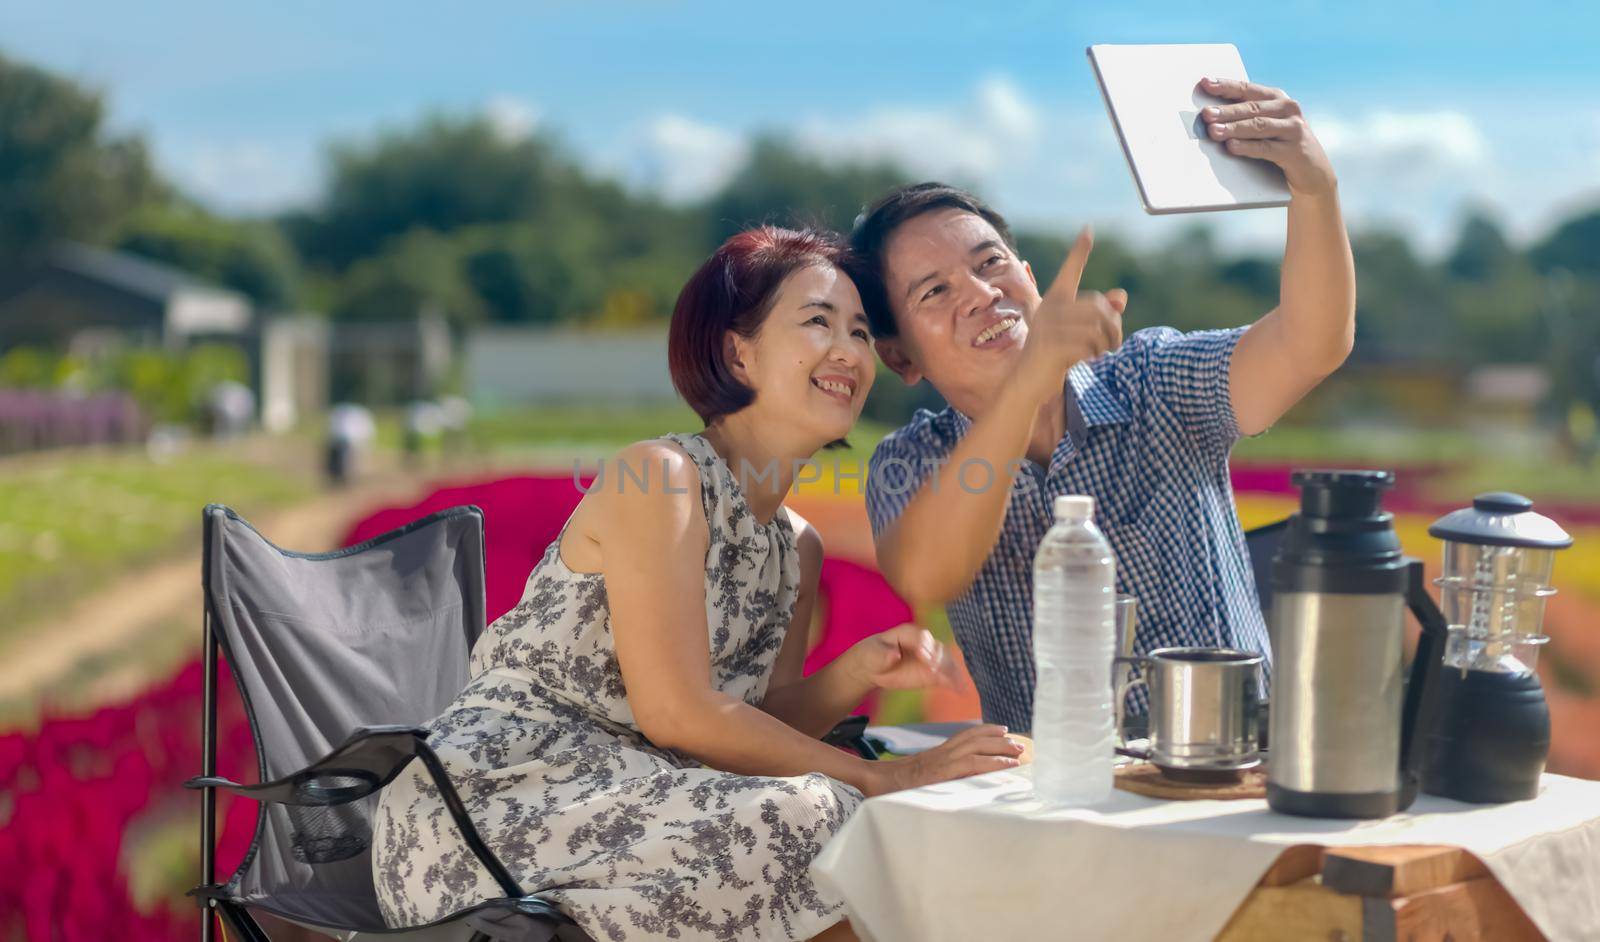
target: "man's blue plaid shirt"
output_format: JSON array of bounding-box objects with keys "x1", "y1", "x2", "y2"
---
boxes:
[{"x1": 866, "y1": 326, "x2": 1270, "y2": 732}]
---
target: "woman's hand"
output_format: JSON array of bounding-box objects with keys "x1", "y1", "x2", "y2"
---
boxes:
[
  {"x1": 862, "y1": 724, "x2": 1027, "y2": 797},
  {"x1": 848, "y1": 624, "x2": 962, "y2": 692}
]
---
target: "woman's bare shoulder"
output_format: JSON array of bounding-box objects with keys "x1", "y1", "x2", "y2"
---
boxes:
[
  {"x1": 782, "y1": 506, "x2": 824, "y2": 572},
  {"x1": 579, "y1": 438, "x2": 706, "y2": 541}
]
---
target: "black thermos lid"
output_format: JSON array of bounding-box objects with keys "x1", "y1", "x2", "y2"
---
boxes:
[{"x1": 1275, "y1": 469, "x2": 1407, "y2": 594}]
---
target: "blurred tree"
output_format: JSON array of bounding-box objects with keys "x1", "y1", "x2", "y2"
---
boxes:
[
  {"x1": 0, "y1": 52, "x2": 160, "y2": 256},
  {"x1": 1162, "y1": 223, "x2": 1221, "y2": 272},
  {"x1": 0, "y1": 346, "x2": 55, "y2": 387},
  {"x1": 1443, "y1": 213, "x2": 1543, "y2": 362},
  {"x1": 101, "y1": 343, "x2": 248, "y2": 423},
  {"x1": 594, "y1": 288, "x2": 657, "y2": 329},
  {"x1": 1131, "y1": 227, "x2": 1266, "y2": 333},
  {"x1": 285, "y1": 113, "x2": 705, "y2": 325},
  {"x1": 1540, "y1": 270, "x2": 1600, "y2": 456},
  {"x1": 287, "y1": 116, "x2": 601, "y2": 270},
  {"x1": 1216, "y1": 257, "x2": 1281, "y2": 301},
  {"x1": 333, "y1": 228, "x2": 485, "y2": 324},
  {"x1": 116, "y1": 205, "x2": 302, "y2": 308},
  {"x1": 458, "y1": 223, "x2": 604, "y2": 325},
  {"x1": 1013, "y1": 231, "x2": 1144, "y2": 295},
  {"x1": 1529, "y1": 208, "x2": 1600, "y2": 277},
  {"x1": 704, "y1": 137, "x2": 909, "y2": 243},
  {"x1": 1446, "y1": 211, "x2": 1517, "y2": 282},
  {"x1": 1347, "y1": 231, "x2": 1456, "y2": 361}
]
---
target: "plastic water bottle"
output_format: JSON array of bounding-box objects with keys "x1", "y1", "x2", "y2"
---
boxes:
[{"x1": 1032, "y1": 494, "x2": 1117, "y2": 806}]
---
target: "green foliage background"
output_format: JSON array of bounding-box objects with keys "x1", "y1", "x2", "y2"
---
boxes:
[{"x1": 3, "y1": 48, "x2": 1598, "y2": 426}]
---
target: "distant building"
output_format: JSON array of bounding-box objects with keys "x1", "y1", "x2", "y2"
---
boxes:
[
  {"x1": 329, "y1": 312, "x2": 453, "y2": 407},
  {"x1": 465, "y1": 325, "x2": 675, "y2": 406},
  {"x1": 0, "y1": 243, "x2": 468, "y2": 432},
  {"x1": 0, "y1": 242, "x2": 252, "y2": 351},
  {"x1": 259, "y1": 315, "x2": 331, "y2": 433}
]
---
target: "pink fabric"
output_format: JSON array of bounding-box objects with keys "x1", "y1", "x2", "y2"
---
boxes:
[
  {"x1": 344, "y1": 474, "x2": 593, "y2": 623},
  {"x1": 808, "y1": 558, "x2": 916, "y2": 714},
  {"x1": 343, "y1": 477, "x2": 915, "y2": 688}
]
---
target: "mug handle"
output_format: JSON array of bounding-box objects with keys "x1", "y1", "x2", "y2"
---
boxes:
[
  {"x1": 1113, "y1": 655, "x2": 1150, "y2": 759},
  {"x1": 1250, "y1": 659, "x2": 1268, "y2": 753}
]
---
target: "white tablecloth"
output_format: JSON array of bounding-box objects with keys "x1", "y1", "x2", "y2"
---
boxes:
[{"x1": 811, "y1": 767, "x2": 1600, "y2": 942}]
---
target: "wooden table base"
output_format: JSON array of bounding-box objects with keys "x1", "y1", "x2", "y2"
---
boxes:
[{"x1": 1216, "y1": 845, "x2": 1546, "y2": 941}]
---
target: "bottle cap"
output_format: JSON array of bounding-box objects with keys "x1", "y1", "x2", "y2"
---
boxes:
[{"x1": 1054, "y1": 495, "x2": 1094, "y2": 521}]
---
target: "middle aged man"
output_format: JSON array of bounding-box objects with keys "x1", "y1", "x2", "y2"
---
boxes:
[{"x1": 851, "y1": 78, "x2": 1353, "y2": 731}]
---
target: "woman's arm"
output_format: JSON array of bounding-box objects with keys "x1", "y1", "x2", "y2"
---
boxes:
[
  {"x1": 601, "y1": 441, "x2": 1019, "y2": 796},
  {"x1": 602, "y1": 441, "x2": 881, "y2": 791},
  {"x1": 758, "y1": 513, "x2": 877, "y2": 738},
  {"x1": 761, "y1": 510, "x2": 963, "y2": 738}
]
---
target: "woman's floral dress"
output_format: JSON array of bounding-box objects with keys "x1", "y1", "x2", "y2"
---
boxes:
[{"x1": 372, "y1": 432, "x2": 861, "y2": 940}]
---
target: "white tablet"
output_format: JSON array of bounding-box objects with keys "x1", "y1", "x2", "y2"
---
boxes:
[{"x1": 1087, "y1": 43, "x2": 1292, "y2": 215}]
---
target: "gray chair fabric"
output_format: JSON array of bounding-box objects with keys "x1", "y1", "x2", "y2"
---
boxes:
[
  {"x1": 203, "y1": 503, "x2": 485, "y2": 929},
  {"x1": 194, "y1": 503, "x2": 584, "y2": 939}
]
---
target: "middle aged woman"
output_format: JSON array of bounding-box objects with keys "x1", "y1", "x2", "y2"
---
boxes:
[{"x1": 372, "y1": 226, "x2": 1025, "y2": 942}]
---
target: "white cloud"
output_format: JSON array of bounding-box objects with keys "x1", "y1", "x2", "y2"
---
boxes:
[
  {"x1": 484, "y1": 95, "x2": 539, "y2": 141},
  {"x1": 794, "y1": 75, "x2": 1041, "y2": 181},
  {"x1": 612, "y1": 76, "x2": 1046, "y2": 215},
  {"x1": 151, "y1": 87, "x2": 1600, "y2": 266},
  {"x1": 1316, "y1": 110, "x2": 1489, "y2": 168},
  {"x1": 160, "y1": 139, "x2": 318, "y2": 213},
  {"x1": 1291, "y1": 109, "x2": 1493, "y2": 252},
  {"x1": 624, "y1": 114, "x2": 751, "y2": 202}
]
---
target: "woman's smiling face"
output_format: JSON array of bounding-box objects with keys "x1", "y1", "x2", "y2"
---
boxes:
[{"x1": 727, "y1": 262, "x2": 875, "y2": 446}]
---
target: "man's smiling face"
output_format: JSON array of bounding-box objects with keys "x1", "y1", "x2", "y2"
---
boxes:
[{"x1": 876, "y1": 208, "x2": 1043, "y2": 413}]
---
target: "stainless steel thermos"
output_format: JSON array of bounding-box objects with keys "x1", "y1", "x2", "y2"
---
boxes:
[{"x1": 1266, "y1": 470, "x2": 1448, "y2": 819}]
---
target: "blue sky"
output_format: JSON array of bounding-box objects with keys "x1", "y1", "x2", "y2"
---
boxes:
[{"x1": 5, "y1": 1, "x2": 1599, "y2": 253}]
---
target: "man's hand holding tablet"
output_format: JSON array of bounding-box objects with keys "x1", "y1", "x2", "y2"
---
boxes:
[
  {"x1": 1089, "y1": 43, "x2": 1339, "y2": 214},
  {"x1": 1197, "y1": 77, "x2": 1337, "y2": 198}
]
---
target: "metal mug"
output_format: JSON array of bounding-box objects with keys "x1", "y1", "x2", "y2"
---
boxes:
[{"x1": 1115, "y1": 647, "x2": 1264, "y2": 774}]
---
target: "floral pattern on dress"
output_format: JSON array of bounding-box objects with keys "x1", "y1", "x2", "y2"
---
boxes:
[{"x1": 372, "y1": 432, "x2": 861, "y2": 940}]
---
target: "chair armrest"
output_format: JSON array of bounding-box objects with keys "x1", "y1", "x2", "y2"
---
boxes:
[
  {"x1": 184, "y1": 724, "x2": 430, "y2": 805},
  {"x1": 823, "y1": 714, "x2": 879, "y2": 760},
  {"x1": 186, "y1": 723, "x2": 527, "y2": 899}
]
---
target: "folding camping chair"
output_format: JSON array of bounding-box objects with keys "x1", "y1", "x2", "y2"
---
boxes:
[{"x1": 187, "y1": 504, "x2": 590, "y2": 942}]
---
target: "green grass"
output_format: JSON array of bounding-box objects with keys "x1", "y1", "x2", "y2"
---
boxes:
[
  {"x1": 1438, "y1": 459, "x2": 1600, "y2": 504},
  {"x1": 0, "y1": 444, "x2": 315, "y2": 637},
  {"x1": 368, "y1": 405, "x2": 695, "y2": 453},
  {"x1": 1236, "y1": 424, "x2": 1600, "y2": 503},
  {"x1": 1234, "y1": 424, "x2": 1486, "y2": 464},
  {"x1": 457, "y1": 402, "x2": 896, "y2": 470},
  {"x1": 469, "y1": 401, "x2": 701, "y2": 445},
  {"x1": 455, "y1": 405, "x2": 1600, "y2": 503}
]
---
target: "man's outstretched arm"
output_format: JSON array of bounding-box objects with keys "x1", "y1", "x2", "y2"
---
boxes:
[
  {"x1": 1201, "y1": 78, "x2": 1356, "y2": 437},
  {"x1": 874, "y1": 377, "x2": 1049, "y2": 606}
]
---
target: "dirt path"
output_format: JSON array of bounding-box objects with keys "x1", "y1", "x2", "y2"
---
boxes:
[{"x1": 0, "y1": 473, "x2": 431, "y2": 717}]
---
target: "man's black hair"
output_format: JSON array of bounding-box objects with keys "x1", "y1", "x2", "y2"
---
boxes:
[{"x1": 849, "y1": 182, "x2": 1016, "y2": 339}]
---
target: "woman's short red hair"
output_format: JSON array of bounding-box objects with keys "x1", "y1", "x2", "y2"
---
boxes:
[{"x1": 668, "y1": 226, "x2": 853, "y2": 424}]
